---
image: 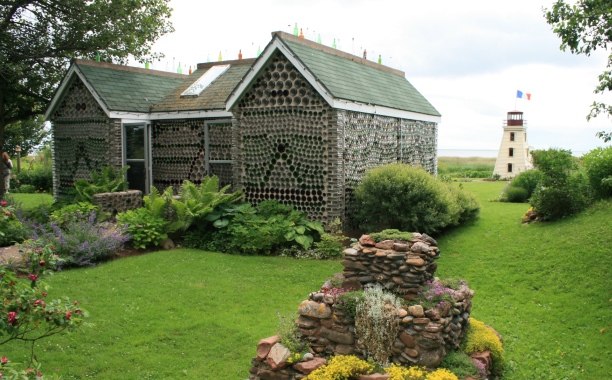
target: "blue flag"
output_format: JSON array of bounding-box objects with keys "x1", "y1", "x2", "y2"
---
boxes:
[{"x1": 516, "y1": 90, "x2": 523, "y2": 98}]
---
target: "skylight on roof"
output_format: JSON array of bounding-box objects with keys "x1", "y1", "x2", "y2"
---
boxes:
[{"x1": 180, "y1": 64, "x2": 230, "y2": 97}]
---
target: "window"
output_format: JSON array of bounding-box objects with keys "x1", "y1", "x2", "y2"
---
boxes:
[
  {"x1": 510, "y1": 132, "x2": 515, "y2": 141},
  {"x1": 507, "y1": 163, "x2": 513, "y2": 172},
  {"x1": 509, "y1": 148, "x2": 514, "y2": 157},
  {"x1": 181, "y1": 64, "x2": 230, "y2": 97}
]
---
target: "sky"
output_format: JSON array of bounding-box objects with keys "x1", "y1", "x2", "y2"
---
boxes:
[{"x1": 148, "y1": 0, "x2": 612, "y2": 153}]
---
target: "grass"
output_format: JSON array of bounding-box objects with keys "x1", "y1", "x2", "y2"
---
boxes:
[
  {"x1": 437, "y1": 182, "x2": 612, "y2": 379},
  {"x1": 5, "y1": 251, "x2": 342, "y2": 379},
  {"x1": 437, "y1": 157, "x2": 495, "y2": 177},
  {"x1": 7, "y1": 193, "x2": 53, "y2": 210},
  {"x1": 4, "y1": 182, "x2": 612, "y2": 379}
]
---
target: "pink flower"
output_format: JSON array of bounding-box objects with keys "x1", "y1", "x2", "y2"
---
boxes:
[
  {"x1": 1, "y1": 356, "x2": 8, "y2": 364},
  {"x1": 7, "y1": 312, "x2": 17, "y2": 324},
  {"x1": 29, "y1": 274, "x2": 38, "y2": 282},
  {"x1": 65, "y1": 311, "x2": 72, "y2": 320},
  {"x1": 34, "y1": 300, "x2": 46, "y2": 308},
  {"x1": 0, "y1": 200, "x2": 7, "y2": 207}
]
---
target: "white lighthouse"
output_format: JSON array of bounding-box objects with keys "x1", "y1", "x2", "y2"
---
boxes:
[{"x1": 493, "y1": 111, "x2": 532, "y2": 179}]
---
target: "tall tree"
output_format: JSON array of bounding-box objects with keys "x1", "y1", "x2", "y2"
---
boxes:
[
  {"x1": 4, "y1": 115, "x2": 50, "y2": 157},
  {"x1": 0, "y1": 0, "x2": 174, "y2": 196},
  {"x1": 544, "y1": 0, "x2": 612, "y2": 142}
]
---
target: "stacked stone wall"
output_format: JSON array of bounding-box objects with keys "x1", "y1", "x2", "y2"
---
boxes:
[
  {"x1": 91, "y1": 190, "x2": 142, "y2": 216},
  {"x1": 249, "y1": 234, "x2": 474, "y2": 379}
]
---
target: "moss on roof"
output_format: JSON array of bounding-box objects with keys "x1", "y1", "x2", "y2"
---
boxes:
[
  {"x1": 281, "y1": 37, "x2": 440, "y2": 117},
  {"x1": 76, "y1": 61, "x2": 184, "y2": 113}
]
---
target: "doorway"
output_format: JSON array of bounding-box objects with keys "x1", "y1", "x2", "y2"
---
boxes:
[{"x1": 123, "y1": 122, "x2": 151, "y2": 194}]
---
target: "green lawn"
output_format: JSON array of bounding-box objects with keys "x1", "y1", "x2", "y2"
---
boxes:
[
  {"x1": 7, "y1": 193, "x2": 53, "y2": 210},
  {"x1": 4, "y1": 182, "x2": 611, "y2": 379}
]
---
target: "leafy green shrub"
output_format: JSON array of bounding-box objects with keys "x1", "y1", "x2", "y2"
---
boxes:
[
  {"x1": 510, "y1": 169, "x2": 541, "y2": 198},
  {"x1": 17, "y1": 184, "x2": 36, "y2": 193},
  {"x1": 582, "y1": 146, "x2": 612, "y2": 199},
  {"x1": 369, "y1": 229, "x2": 417, "y2": 242},
  {"x1": 530, "y1": 149, "x2": 590, "y2": 221},
  {"x1": 0, "y1": 199, "x2": 27, "y2": 246},
  {"x1": 49, "y1": 202, "x2": 108, "y2": 228},
  {"x1": 501, "y1": 186, "x2": 529, "y2": 203},
  {"x1": 439, "y1": 351, "x2": 481, "y2": 379},
  {"x1": 312, "y1": 233, "x2": 345, "y2": 259},
  {"x1": 116, "y1": 208, "x2": 168, "y2": 249},
  {"x1": 15, "y1": 166, "x2": 53, "y2": 193},
  {"x1": 74, "y1": 166, "x2": 129, "y2": 202},
  {"x1": 354, "y1": 164, "x2": 479, "y2": 234},
  {"x1": 448, "y1": 184, "x2": 480, "y2": 223}
]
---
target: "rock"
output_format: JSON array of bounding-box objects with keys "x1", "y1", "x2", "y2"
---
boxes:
[
  {"x1": 303, "y1": 353, "x2": 314, "y2": 361},
  {"x1": 298, "y1": 300, "x2": 332, "y2": 319},
  {"x1": 265, "y1": 343, "x2": 291, "y2": 370},
  {"x1": 335, "y1": 344, "x2": 355, "y2": 355},
  {"x1": 296, "y1": 316, "x2": 318, "y2": 329},
  {"x1": 437, "y1": 301, "x2": 452, "y2": 317},
  {"x1": 405, "y1": 348, "x2": 419, "y2": 357},
  {"x1": 343, "y1": 248, "x2": 359, "y2": 256},
  {"x1": 413, "y1": 317, "x2": 431, "y2": 324},
  {"x1": 323, "y1": 294, "x2": 335, "y2": 304},
  {"x1": 375, "y1": 250, "x2": 390, "y2": 257},
  {"x1": 402, "y1": 316, "x2": 414, "y2": 324},
  {"x1": 161, "y1": 237, "x2": 175, "y2": 250},
  {"x1": 375, "y1": 240, "x2": 395, "y2": 250},
  {"x1": 425, "y1": 323, "x2": 443, "y2": 333},
  {"x1": 320, "y1": 326, "x2": 355, "y2": 345},
  {"x1": 388, "y1": 253, "x2": 406, "y2": 260},
  {"x1": 341, "y1": 278, "x2": 362, "y2": 291},
  {"x1": 406, "y1": 257, "x2": 425, "y2": 266},
  {"x1": 392, "y1": 277, "x2": 404, "y2": 285},
  {"x1": 293, "y1": 357, "x2": 327, "y2": 375},
  {"x1": 424, "y1": 308, "x2": 440, "y2": 320},
  {"x1": 397, "y1": 308, "x2": 408, "y2": 318},
  {"x1": 311, "y1": 292, "x2": 324, "y2": 302},
  {"x1": 257, "y1": 335, "x2": 280, "y2": 359},
  {"x1": 411, "y1": 242, "x2": 429, "y2": 253},
  {"x1": 408, "y1": 305, "x2": 425, "y2": 317},
  {"x1": 363, "y1": 248, "x2": 377, "y2": 255},
  {"x1": 358, "y1": 374, "x2": 391, "y2": 380},
  {"x1": 258, "y1": 369, "x2": 292, "y2": 380},
  {"x1": 470, "y1": 350, "x2": 492, "y2": 374},
  {"x1": 393, "y1": 243, "x2": 410, "y2": 252},
  {"x1": 420, "y1": 233, "x2": 438, "y2": 246},
  {"x1": 399, "y1": 332, "x2": 417, "y2": 348},
  {"x1": 359, "y1": 235, "x2": 376, "y2": 246},
  {"x1": 416, "y1": 346, "x2": 445, "y2": 367},
  {"x1": 342, "y1": 259, "x2": 365, "y2": 270}
]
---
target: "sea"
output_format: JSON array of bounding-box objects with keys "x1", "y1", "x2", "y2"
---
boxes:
[{"x1": 438, "y1": 149, "x2": 497, "y2": 158}]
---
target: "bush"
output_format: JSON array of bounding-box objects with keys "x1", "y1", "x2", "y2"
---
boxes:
[
  {"x1": 462, "y1": 318, "x2": 505, "y2": 375},
  {"x1": 530, "y1": 149, "x2": 589, "y2": 221},
  {"x1": 501, "y1": 186, "x2": 529, "y2": 203},
  {"x1": 15, "y1": 166, "x2": 53, "y2": 193},
  {"x1": 369, "y1": 229, "x2": 417, "y2": 242},
  {"x1": 0, "y1": 199, "x2": 27, "y2": 246},
  {"x1": 582, "y1": 146, "x2": 612, "y2": 199},
  {"x1": 116, "y1": 208, "x2": 167, "y2": 249},
  {"x1": 17, "y1": 184, "x2": 36, "y2": 193},
  {"x1": 510, "y1": 169, "x2": 541, "y2": 198},
  {"x1": 305, "y1": 355, "x2": 375, "y2": 380},
  {"x1": 439, "y1": 351, "x2": 482, "y2": 379},
  {"x1": 49, "y1": 202, "x2": 108, "y2": 228},
  {"x1": 353, "y1": 164, "x2": 479, "y2": 234},
  {"x1": 31, "y1": 211, "x2": 130, "y2": 267},
  {"x1": 312, "y1": 233, "x2": 345, "y2": 259},
  {"x1": 74, "y1": 166, "x2": 129, "y2": 202}
]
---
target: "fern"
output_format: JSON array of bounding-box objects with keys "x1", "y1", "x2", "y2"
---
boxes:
[{"x1": 74, "y1": 166, "x2": 129, "y2": 202}]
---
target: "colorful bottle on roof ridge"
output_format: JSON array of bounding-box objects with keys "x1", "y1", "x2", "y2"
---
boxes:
[
  {"x1": 332, "y1": 39, "x2": 336, "y2": 49},
  {"x1": 257, "y1": 46, "x2": 261, "y2": 57},
  {"x1": 177, "y1": 63, "x2": 182, "y2": 74},
  {"x1": 95, "y1": 51, "x2": 100, "y2": 62},
  {"x1": 317, "y1": 34, "x2": 322, "y2": 44},
  {"x1": 293, "y1": 23, "x2": 298, "y2": 36},
  {"x1": 239, "y1": 49, "x2": 243, "y2": 60},
  {"x1": 363, "y1": 49, "x2": 367, "y2": 59},
  {"x1": 218, "y1": 51, "x2": 222, "y2": 61},
  {"x1": 378, "y1": 54, "x2": 381, "y2": 64},
  {"x1": 299, "y1": 28, "x2": 304, "y2": 38}
]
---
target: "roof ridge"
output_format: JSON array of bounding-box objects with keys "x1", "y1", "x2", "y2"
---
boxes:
[
  {"x1": 271, "y1": 31, "x2": 405, "y2": 77},
  {"x1": 73, "y1": 59, "x2": 185, "y2": 79},
  {"x1": 196, "y1": 58, "x2": 257, "y2": 71}
]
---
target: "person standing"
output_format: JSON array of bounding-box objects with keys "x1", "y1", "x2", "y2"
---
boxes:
[{"x1": 2, "y1": 152, "x2": 13, "y2": 193}]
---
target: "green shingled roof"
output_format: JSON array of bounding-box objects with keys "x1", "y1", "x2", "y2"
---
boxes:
[
  {"x1": 281, "y1": 37, "x2": 440, "y2": 117},
  {"x1": 151, "y1": 60, "x2": 254, "y2": 112},
  {"x1": 77, "y1": 62, "x2": 184, "y2": 113}
]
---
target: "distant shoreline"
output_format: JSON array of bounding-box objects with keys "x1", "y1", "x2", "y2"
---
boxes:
[{"x1": 438, "y1": 148, "x2": 588, "y2": 158}]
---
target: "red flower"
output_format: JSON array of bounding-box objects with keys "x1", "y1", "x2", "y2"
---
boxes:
[
  {"x1": 7, "y1": 312, "x2": 17, "y2": 324},
  {"x1": 42, "y1": 292, "x2": 47, "y2": 297},
  {"x1": 65, "y1": 311, "x2": 72, "y2": 320},
  {"x1": 29, "y1": 274, "x2": 38, "y2": 282},
  {"x1": 0, "y1": 200, "x2": 6, "y2": 206},
  {"x1": 34, "y1": 300, "x2": 46, "y2": 308},
  {"x1": 74, "y1": 301, "x2": 78, "y2": 305},
  {"x1": 1, "y1": 356, "x2": 8, "y2": 364},
  {"x1": 39, "y1": 260, "x2": 46, "y2": 266},
  {"x1": 3, "y1": 212, "x2": 9, "y2": 216}
]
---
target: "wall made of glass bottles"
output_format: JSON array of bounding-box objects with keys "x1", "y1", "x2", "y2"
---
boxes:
[
  {"x1": 151, "y1": 118, "x2": 233, "y2": 193},
  {"x1": 51, "y1": 77, "x2": 115, "y2": 200},
  {"x1": 339, "y1": 110, "x2": 438, "y2": 224},
  {"x1": 233, "y1": 51, "x2": 339, "y2": 223}
]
